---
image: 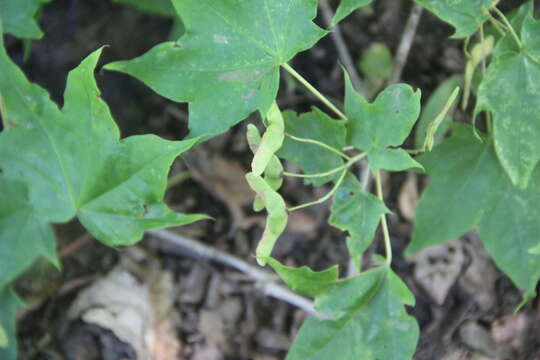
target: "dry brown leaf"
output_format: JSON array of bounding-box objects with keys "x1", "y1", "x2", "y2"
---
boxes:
[
  {"x1": 68, "y1": 253, "x2": 181, "y2": 360},
  {"x1": 413, "y1": 241, "x2": 465, "y2": 305},
  {"x1": 398, "y1": 172, "x2": 419, "y2": 222},
  {"x1": 459, "y1": 321, "x2": 499, "y2": 358},
  {"x1": 191, "y1": 343, "x2": 223, "y2": 360},
  {"x1": 198, "y1": 310, "x2": 227, "y2": 349},
  {"x1": 491, "y1": 313, "x2": 527, "y2": 348},
  {"x1": 185, "y1": 148, "x2": 253, "y2": 228},
  {"x1": 460, "y1": 235, "x2": 497, "y2": 311}
]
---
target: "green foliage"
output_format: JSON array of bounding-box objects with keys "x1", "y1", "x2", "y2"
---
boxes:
[
  {"x1": 264, "y1": 257, "x2": 339, "y2": 297},
  {"x1": 344, "y1": 72, "x2": 423, "y2": 172},
  {"x1": 475, "y1": 13, "x2": 540, "y2": 188},
  {"x1": 278, "y1": 108, "x2": 346, "y2": 186},
  {"x1": 0, "y1": 35, "x2": 207, "y2": 357},
  {"x1": 329, "y1": 173, "x2": 389, "y2": 261},
  {"x1": 0, "y1": 178, "x2": 58, "y2": 290},
  {"x1": 0, "y1": 289, "x2": 22, "y2": 358},
  {"x1": 105, "y1": 0, "x2": 327, "y2": 138},
  {"x1": 0, "y1": 0, "x2": 50, "y2": 38},
  {"x1": 414, "y1": 0, "x2": 497, "y2": 38},
  {"x1": 462, "y1": 36, "x2": 494, "y2": 109},
  {"x1": 408, "y1": 124, "x2": 540, "y2": 302},
  {"x1": 4, "y1": 1, "x2": 540, "y2": 358},
  {"x1": 332, "y1": 0, "x2": 373, "y2": 26},
  {"x1": 0, "y1": 46, "x2": 207, "y2": 247},
  {"x1": 283, "y1": 265, "x2": 419, "y2": 360},
  {"x1": 0, "y1": 326, "x2": 5, "y2": 348}
]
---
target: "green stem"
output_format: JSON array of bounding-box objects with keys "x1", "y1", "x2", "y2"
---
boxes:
[
  {"x1": 487, "y1": 15, "x2": 509, "y2": 36},
  {"x1": 463, "y1": 36, "x2": 472, "y2": 58},
  {"x1": 288, "y1": 168, "x2": 348, "y2": 211},
  {"x1": 283, "y1": 152, "x2": 366, "y2": 179},
  {"x1": 492, "y1": 7, "x2": 522, "y2": 49},
  {"x1": 375, "y1": 172, "x2": 392, "y2": 266},
  {"x1": 479, "y1": 25, "x2": 493, "y2": 135},
  {"x1": 281, "y1": 63, "x2": 349, "y2": 122},
  {"x1": 167, "y1": 171, "x2": 191, "y2": 189},
  {"x1": 285, "y1": 133, "x2": 350, "y2": 160}
]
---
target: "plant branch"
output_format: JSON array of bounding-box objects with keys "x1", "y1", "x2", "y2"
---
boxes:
[
  {"x1": 147, "y1": 229, "x2": 328, "y2": 319},
  {"x1": 319, "y1": 0, "x2": 365, "y2": 95},
  {"x1": 167, "y1": 170, "x2": 191, "y2": 189},
  {"x1": 388, "y1": 4, "x2": 423, "y2": 85},
  {"x1": 491, "y1": 7, "x2": 522, "y2": 49},
  {"x1": 281, "y1": 63, "x2": 349, "y2": 122},
  {"x1": 375, "y1": 172, "x2": 392, "y2": 265},
  {"x1": 288, "y1": 168, "x2": 348, "y2": 211},
  {"x1": 283, "y1": 152, "x2": 366, "y2": 179},
  {"x1": 285, "y1": 133, "x2": 351, "y2": 160},
  {"x1": 487, "y1": 15, "x2": 509, "y2": 36}
]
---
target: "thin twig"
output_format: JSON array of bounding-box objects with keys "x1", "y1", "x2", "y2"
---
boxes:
[
  {"x1": 288, "y1": 168, "x2": 348, "y2": 211},
  {"x1": 285, "y1": 133, "x2": 350, "y2": 160},
  {"x1": 319, "y1": 0, "x2": 365, "y2": 95},
  {"x1": 388, "y1": 4, "x2": 423, "y2": 85},
  {"x1": 59, "y1": 232, "x2": 93, "y2": 258},
  {"x1": 282, "y1": 63, "x2": 349, "y2": 122},
  {"x1": 147, "y1": 229, "x2": 329, "y2": 319}
]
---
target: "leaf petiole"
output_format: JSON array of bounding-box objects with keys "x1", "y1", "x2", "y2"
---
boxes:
[
  {"x1": 281, "y1": 63, "x2": 349, "y2": 122},
  {"x1": 486, "y1": 14, "x2": 509, "y2": 36},
  {"x1": 375, "y1": 171, "x2": 392, "y2": 266},
  {"x1": 285, "y1": 133, "x2": 351, "y2": 160},
  {"x1": 283, "y1": 152, "x2": 366, "y2": 179},
  {"x1": 288, "y1": 168, "x2": 348, "y2": 211},
  {"x1": 491, "y1": 7, "x2": 522, "y2": 49}
]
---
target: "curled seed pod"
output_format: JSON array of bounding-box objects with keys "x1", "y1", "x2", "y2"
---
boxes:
[
  {"x1": 245, "y1": 172, "x2": 288, "y2": 265},
  {"x1": 246, "y1": 124, "x2": 284, "y2": 211},
  {"x1": 251, "y1": 102, "x2": 284, "y2": 176}
]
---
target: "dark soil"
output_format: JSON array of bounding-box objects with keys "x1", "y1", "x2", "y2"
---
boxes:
[{"x1": 6, "y1": 0, "x2": 540, "y2": 359}]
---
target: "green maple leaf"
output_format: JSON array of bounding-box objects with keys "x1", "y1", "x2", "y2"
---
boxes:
[
  {"x1": 0, "y1": 325, "x2": 5, "y2": 348},
  {"x1": 344, "y1": 72, "x2": 423, "y2": 173},
  {"x1": 104, "y1": 0, "x2": 327, "y2": 138},
  {"x1": 332, "y1": 0, "x2": 373, "y2": 26},
  {"x1": 414, "y1": 0, "x2": 497, "y2": 38},
  {"x1": 0, "y1": 178, "x2": 58, "y2": 290},
  {"x1": 0, "y1": 0, "x2": 50, "y2": 38},
  {"x1": 329, "y1": 173, "x2": 389, "y2": 260},
  {"x1": 285, "y1": 266, "x2": 419, "y2": 360},
  {"x1": 278, "y1": 108, "x2": 347, "y2": 186},
  {"x1": 0, "y1": 43, "x2": 208, "y2": 247},
  {"x1": 408, "y1": 124, "x2": 540, "y2": 301},
  {"x1": 475, "y1": 13, "x2": 540, "y2": 188},
  {"x1": 264, "y1": 257, "x2": 339, "y2": 297},
  {"x1": 0, "y1": 288, "x2": 22, "y2": 359}
]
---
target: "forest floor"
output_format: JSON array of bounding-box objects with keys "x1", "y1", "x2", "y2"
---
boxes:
[{"x1": 7, "y1": 0, "x2": 540, "y2": 359}]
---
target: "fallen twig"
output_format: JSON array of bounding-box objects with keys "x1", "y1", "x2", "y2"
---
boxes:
[
  {"x1": 319, "y1": 0, "x2": 365, "y2": 95},
  {"x1": 148, "y1": 229, "x2": 329, "y2": 319},
  {"x1": 388, "y1": 4, "x2": 423, "y2": 85}
]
